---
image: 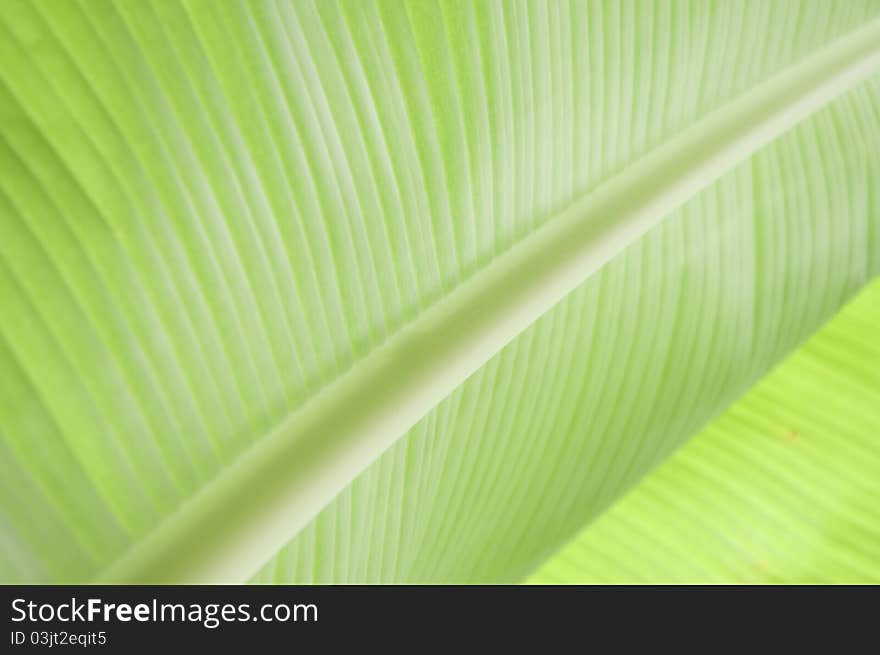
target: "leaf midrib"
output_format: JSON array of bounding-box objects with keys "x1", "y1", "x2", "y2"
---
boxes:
[{"x1": 97, "y1": 19, "x2": 880, "y2": 583}]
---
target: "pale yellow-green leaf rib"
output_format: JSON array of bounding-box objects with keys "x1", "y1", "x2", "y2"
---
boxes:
[
  {"x1": 255, "y1": 76, "x2": 880, "y2": 583},
  {"x1": 103, "y1": 19, "x2": 880, "y2": 583}
]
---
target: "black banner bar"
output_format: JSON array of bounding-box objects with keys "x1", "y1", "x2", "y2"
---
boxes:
[{"x1": 1, "y1": 585, "x2": 875, "y2": 650}]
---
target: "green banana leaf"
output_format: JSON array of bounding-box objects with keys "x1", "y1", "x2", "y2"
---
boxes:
[
  {"x1": 529, "y1": 277, "x2": 880, "y2": 583},
  {"x1": 1, "y1": 0, "x2": 879, "y2": 584}
]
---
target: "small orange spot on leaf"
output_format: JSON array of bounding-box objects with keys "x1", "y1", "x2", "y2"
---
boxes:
[{"x1": 785, "y1": 430, "x2": 799, "y2": 443}]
